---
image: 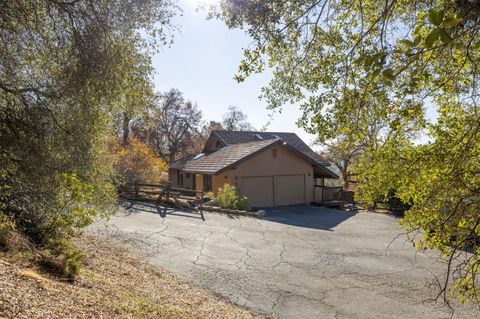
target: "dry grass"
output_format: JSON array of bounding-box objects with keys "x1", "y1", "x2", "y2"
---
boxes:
[{"x1": 0, "y1": 235, "x2": 265, "y2": 319}]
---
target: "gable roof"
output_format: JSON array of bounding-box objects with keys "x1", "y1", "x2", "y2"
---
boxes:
[
  {"x1": 209, "y1": 130, "x2": 330, "y2": 166},
  {"x1": 170, "y1": 130, "x2": 338, "y2": 178},
  {"x1": 181, "y1": 139, "x2": 280, "y2": 174},
  {"x1": 169, "y1": 154, "x2": 197, "y2": 170}
]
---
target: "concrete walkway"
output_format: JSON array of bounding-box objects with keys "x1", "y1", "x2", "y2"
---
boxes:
[{"x1": 91, "y1": 203, "x2": 478, "y2": 319}]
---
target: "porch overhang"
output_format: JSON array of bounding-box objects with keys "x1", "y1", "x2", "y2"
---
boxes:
[{"x1": 313, "y1": 165, "x2": 339, "y2": 179}]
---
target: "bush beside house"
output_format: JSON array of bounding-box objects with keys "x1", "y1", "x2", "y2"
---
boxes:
[{"x1": 206, "y1": 184, "x2": 252, "y2": 211}]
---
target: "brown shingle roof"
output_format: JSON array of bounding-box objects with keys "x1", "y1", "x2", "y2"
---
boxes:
[
  {"x1": 211, "y1": 130, "x2": 330, "y2": 166},
  {"x1": 170, "y1": 131, "x2": 337, "y2": 178},
  {"x1": 182, "y1": 139, "x2": 280, "y2": 174},
  {"x1": 170, "y1": 154, "x2": 197, "y2": 170}
]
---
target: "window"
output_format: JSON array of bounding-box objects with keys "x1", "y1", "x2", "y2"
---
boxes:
[
  {"x1": 177, "y1": 172, "x2": 184, "y2": 187},
  {"x1": 272, "y1": 148, "x2": 277, "y2": 159},
  {"x1": 186, "y1": 173, "x2": 191, "y2": 178},
  {"x1": 255, "y1": 133, "x2": 263, "y2": 140},
  {"x1": 203, "y1": 175, "x2": 212, "y2": 192},
  {"x1": 215, "y1": 140, "x2": 221, "y2": 148}
]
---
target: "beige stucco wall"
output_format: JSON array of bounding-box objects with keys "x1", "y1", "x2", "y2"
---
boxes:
[
  {"x1": 204, "y1": 144, "x2": 314, "y2": 207},
  {"x1": 195, "y1": 174, "x2": 204, "y2": 192}
]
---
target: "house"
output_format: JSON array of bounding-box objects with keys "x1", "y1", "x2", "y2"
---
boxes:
[{"x1": 169, "y1": 130, "x2": 338, "y2": 207}]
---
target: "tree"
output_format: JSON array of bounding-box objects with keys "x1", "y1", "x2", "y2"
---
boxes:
[
  {"x1": 320, "y1": 140, "x2": 358, "y2": 190},
  {"x1": 113, "y1": 49, "x2": 157, "y2": 146},
  {"x1": 0, "y1": 0, "x2": 176, "y2": 276},
  {"x1": 203, "y1": 120, "x2": 224, "y2": 133},
  {"x1": 216, "y1": 0, "x2": 480, "y2": 304},
  {"x1": 317, "y1": 88, "x2": 400, "y2": 190},
  {"x1": 188, "y1": 120, "x2": 224, "y2": 154},
  {"x1": 108, "y1": 137, "x2": 168, "y2": 185},
  {"x1": 222, "y1": 105, "x2": 255, "y2": 131},
  {"x1": 133, "y1": 89, "x2": 202, "y2": 163}
]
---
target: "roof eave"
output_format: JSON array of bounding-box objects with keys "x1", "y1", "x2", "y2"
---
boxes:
[
  {"x1": 313, "y1": 165, "x2": 339, "y2": 179},
  {"x1": 180, "y1": 169, "x2": 217, "y2": 175},
  {"x1": 281, "y1": 142, "x2": 330, "y2": 166},
  {"x1": 184, "y1": 139, "x2": 282, "y2": 176}
]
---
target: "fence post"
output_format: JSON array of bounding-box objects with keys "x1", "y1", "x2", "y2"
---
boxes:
[
  {"x1": 134, "y1": 180, "x2": 139, "y2": 198},
  {"x1": 199, "y1": 189, "x2": 205, "y2": 221}
]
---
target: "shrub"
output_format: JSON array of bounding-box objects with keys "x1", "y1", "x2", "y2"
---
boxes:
[
  {"x1": 235, "y1": 196, "x2": 252, "y2": 211},
  {"x1": 40, "y1": 239, "x2": 84, "y2": 278},
  {"x1": 108, "y1": 137, "x2": 168, "y2": 185},
  {"x1": 377, "y1": 189, "x2": 411, "y2": 215},
  {"x1": 215, "y1": 184, "x2": 238, "y2": 208},
  {"x1": 0, "y1": 215, "x2": 29, "y2": 252},
  {"x1": 0, "y1": 172, "x2": 108, "y2": 278},
  {"x1": 208, "y1": 184, "x2": 252, "y2": 211}
]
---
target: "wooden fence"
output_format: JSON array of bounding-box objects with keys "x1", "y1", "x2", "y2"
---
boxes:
[
  {"x1": 119, "y1": 181, "x2": 206, "y2": 221},
  {"x1": 313, "y1": 186, "x2": 355, "y2": 208}
]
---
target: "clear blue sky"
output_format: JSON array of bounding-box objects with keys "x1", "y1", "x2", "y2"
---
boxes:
[
  {"x1": 152, "y1": 0, "x2": 437, "y2": 147},
  {"x1": 152, "y1": 0, "x2": 318, "y2": 146}
]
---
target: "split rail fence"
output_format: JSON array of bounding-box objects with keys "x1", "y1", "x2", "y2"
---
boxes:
[{"x1": 119, "y1": 181, "x2": 206, "y2": 221}]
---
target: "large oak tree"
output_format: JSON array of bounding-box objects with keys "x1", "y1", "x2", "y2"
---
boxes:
[
  {"x1": 0, "y1": 0, "x2": 176, "y2": 275},
  {"x1": 215, "y1": 0, "x2": 480, "y2": 305}
]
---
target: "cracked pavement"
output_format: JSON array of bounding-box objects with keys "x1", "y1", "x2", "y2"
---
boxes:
[{"x1": 90, "y1": 203, "x2": 478, "y2": 319}]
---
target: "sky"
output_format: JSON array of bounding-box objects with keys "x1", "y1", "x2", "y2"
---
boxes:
[
  {"x1": 152, "y1": 0, "x2": 438, "y2": 148},
  {"x1": 151, "y1": 0, "x2": 319, "y2": 146}
]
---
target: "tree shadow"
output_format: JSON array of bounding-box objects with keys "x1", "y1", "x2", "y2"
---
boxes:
[
  {"x1": 263, "y1": 206, "x2": 357, "y2": 231},
  {"x1": 123, "y1": 200, "x2": 204, "y2": 220}
]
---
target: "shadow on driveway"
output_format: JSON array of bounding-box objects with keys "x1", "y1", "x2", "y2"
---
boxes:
[
  {"x1": 123, "y1": 200, "x2": 204, "y2": 220},
  {"x1": 264, "y1": 206, "x2": 356, "y2": 231}
]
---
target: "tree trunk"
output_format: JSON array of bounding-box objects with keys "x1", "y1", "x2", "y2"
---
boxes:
[
  {"x1": 168, "y1": 142, "x2": 177, "y2": 164},
  {"x1": 122, "y1": 111, "x2": 130, "y2": 145},
  {"x1": 342, "y1": 171, "x2": 350, "y2": 190}
]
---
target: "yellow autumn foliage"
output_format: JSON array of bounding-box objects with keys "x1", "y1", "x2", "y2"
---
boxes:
[{"x1": 108, "y1": 137, "x2": 167, "y2": 185}]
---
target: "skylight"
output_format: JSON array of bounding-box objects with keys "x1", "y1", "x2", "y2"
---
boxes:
[
  {"x1": 193, "y1": 153, "x2": 205, "y2": 160},
  {"x1": 255, "y1": 134, "x2": 263, "y2": 140}
]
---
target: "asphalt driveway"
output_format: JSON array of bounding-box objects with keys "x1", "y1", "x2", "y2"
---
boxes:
[{"x1": 91, "y1": 203, "x2": 478, "y2": 319}]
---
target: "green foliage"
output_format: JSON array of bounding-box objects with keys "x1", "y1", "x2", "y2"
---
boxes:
[
  {"x1": 208, "y1": 184, "x2": 252, "y2": 211},
  {"x1": 0, "y1": 0, "x2": 177, "y2": 277},
  {"x1": 217, "y1": 0, "x2": 480, "y2": 304},
  {"x1": 0, "y1": 214, "x2": 15, "y2": 233},
  {"x1": 41, "y1": 239, "x2": 85, "y2": 278},
  {"x1": 50, "y1": 173, "x2": 100, "y2": 239},
  {"x1": 235, "y1": 196, "x2": 252, "y2": 211},
  {"x1": 214, "y1": 184, "x2": 238, "y2": 209}
]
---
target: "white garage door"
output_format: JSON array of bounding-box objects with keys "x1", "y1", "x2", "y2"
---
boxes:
[
  {"x1": 240, "y1": 176, "x2": 274, "y2": 207},
  {"x1": 276, "y1": 174, "x2": 306, "y2": 206}
]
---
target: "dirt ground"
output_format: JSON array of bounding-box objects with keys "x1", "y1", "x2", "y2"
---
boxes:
[{"x1": 0, "y1": 235, "x2": 264, "y2": 319}]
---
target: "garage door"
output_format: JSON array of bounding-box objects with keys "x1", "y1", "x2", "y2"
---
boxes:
[
  {"x1": 276, "y1": 174, "x2": 305, "y2": 206},
  {"x1": 240, "y1": 176, "x2": 274, "y2": 207}
]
